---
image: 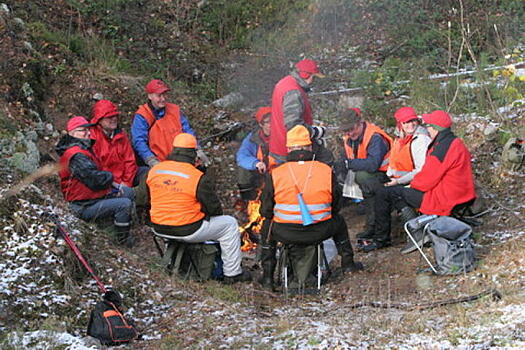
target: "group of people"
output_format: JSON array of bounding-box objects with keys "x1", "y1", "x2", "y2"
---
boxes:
[{"x1": 56, "y1": 58, "x2": 476, "y2": 289}]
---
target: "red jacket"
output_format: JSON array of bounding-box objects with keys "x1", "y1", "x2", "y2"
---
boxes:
[
  {"x1": 270, "y1": 75, "x2": 313, "y2": 157},
  {"x1": 411, "y1": 129, "x2": 476, "y2": 215},
  {"x1": 59, "y1": 146, "x2": 110, "y2": 201},
  {"x1": 90, "y1": 126, "x2": 138, "y2": 187}
]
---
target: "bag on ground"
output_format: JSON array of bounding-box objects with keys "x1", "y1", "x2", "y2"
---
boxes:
[
  {"x1": 87, "y1": 298, "x2": 138, "y2": 346},
  {"x1": 425, "y1": 216, "x2": 476, "y2": 275}
]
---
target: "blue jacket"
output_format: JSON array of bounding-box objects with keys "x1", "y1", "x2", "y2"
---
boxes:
[
  {"x1": 236, "y1": 130, "x2": 268, "y2": 171},
  {"x1": 131, "y1": 105, "x2": 195, "y2": 162},
  {"x1": 346, "y1": 134, "x2": 389, "y2": 173}
]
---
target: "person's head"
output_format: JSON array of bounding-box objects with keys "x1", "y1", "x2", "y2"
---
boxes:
[
  {"x1": 91, "y1": 100, "x2": 119, "y2": 133},
  {"x1": 295, "y1": 59, "x2": 325, "y2": 85},
  {"x1": 255, "y1": 106, "x2": 271, "y2": 137},
  {"x1": 67, "y1": 116, "x2": 94, "y2": 140},
  {"x1": 340, "y1": 108, "x2": 364, "y2": 141},
  {"x1": 286, "y1": 125, "x2": 312, "y2": 152},
  {"x1": 394, "y1": 107, "x2": 420, "y2": 136},
  {"x1": 421, "y1": 110, "x2": 452, "y2": 140},
  {"x1": 171, "y1": 133, "x2": 198, "y2": 163},
  {"x1": 145, "y1": 79, "x2": 170, "y2": 109}
]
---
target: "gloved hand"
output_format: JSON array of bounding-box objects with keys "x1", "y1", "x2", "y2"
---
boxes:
[
  {"x1": 197, "y1": 149, "x2": 211, "y2": 167},
  {"x1": 333, "y1": 158, "x2": 350, "y2": 178},
  {"x1": 145, "y1": 156, "x2": 160, "y2": 167},
  {"x1": 310, "y1": 125, "x2": 326, "y2": 140},
  {"x1": 111, "y1": 182, "x2": 124, "y2": 196}
]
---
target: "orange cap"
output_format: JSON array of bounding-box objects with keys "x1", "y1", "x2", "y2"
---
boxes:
[
  {"x1": 172, "y1": 133, "x2": 197, "y2": 149},
  {"x1": 286, "y1": 125, "x2": 311, "y2": 147}
]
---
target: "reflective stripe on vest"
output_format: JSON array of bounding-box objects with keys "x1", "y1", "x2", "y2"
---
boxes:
[
  {"x1": 135, "y1": 103, "x2": 182, "y2": 161},
  {"x1": 147, "y1": 161, "x2": 205, "y2": 226},
  {"x1": 389, "y1": 135, "x2": 415, "y2": 178},
  {"x1": 59, "y1": 146, "x2": 110, "y2": 201},
  {"x1": 272, "y1": 161, "x2": 332, "y2": 224},
  {"x1": 343, "y1": 122, "x2": 392, "y2": 172}
]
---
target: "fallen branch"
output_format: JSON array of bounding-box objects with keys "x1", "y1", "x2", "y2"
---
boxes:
[
  {"x1": 345, "y1": 288, "x2": 501, "y2": 311},
  {"x1": 1, "y1": 163, "x2": 61, "y2": 199}
]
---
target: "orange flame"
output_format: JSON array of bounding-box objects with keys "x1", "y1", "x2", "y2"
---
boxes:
[{"x1": 239, "y1": 199, "x2": 264, "y2": 252}]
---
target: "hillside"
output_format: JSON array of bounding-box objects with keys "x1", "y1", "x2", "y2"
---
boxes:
[{"x1": 1, "y1": 0, "x2": 525, "y2": 349}]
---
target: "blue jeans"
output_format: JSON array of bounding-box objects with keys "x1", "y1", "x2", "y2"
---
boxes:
[{"x1": 69, "y1": 186, "x2": 134, "y2": 225}]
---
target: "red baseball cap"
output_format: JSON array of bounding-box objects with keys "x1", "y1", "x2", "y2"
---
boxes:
[
  {"x1": 295, "y1": 59, "x2": 325, "y2": 79},
  {"x1": 421, "y1": 110, "x2": 453, "y2": 129},
  {"x1": 67, "y1": 116, "x2": 94, "y2": 132},
  {"x1": 91, "y1": 100, "x2": 119, "y2": 124},
  {"x1": 394, "y1": 107, "x2": 418, "y2": 123},
  {"x1": 145, "y1": 79, "x2": 170, "y2": 94},
  {"x1": 348, "y1": 107, "x2": 362, "y2": 117},
  {"x1": 254, "y1": 106, "x2": 272, "y2": 123}
]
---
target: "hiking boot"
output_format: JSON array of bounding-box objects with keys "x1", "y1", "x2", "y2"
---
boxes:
[
  {"x1": 223, "y1": 270, "x2": 252, "y2": 284},
  {"x1": 400, "y1": 229, "x2": 431, "y2": 255},
  {"x1": 114, "y1": 223, "x2": 133, "y2": 248},
  {"x1": 258, "y1": 261, "x2": 275, "y2": 291},
  {"x1": 359, "y1": 239, "x2": 391, "y2": 253},
  {"x1": 356, "y1": 228, "x2": 374, "y2": 241}
]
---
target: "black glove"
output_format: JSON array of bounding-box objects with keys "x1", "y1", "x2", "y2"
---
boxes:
[{"x1": 333, "y1": 158, "x2": 350, "y2": 183}]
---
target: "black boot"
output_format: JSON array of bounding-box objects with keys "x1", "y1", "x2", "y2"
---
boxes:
[
  {"x1": 258, "y1": 244, "x2": 276, "y2": 290},
  {"x1": 114, "y1": 223, "x2": 134, "y2": 248},
  {"x1": 336, "y1": 239, "x2": 364, "y2": 273},
  {"x1": 399, "y1": 206, "x2": 418, "y2": 223}
]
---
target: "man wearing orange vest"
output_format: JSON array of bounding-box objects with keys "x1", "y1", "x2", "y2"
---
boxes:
[
  {"x1": 259, "y1": 125, "x2": 363, "y2": 291},
  {"x1": 56, "y1": 116, "x2": 135, "y2": 247},
  {"x1": 334, "y1": 108, "x2": 392, "y2": 242},
  {"x1": 235, "y1": 106, "x2": 271, "y2": 200},
  {"x1": 147, "y1": 133, "x2": 252, "y2": 284},
  {"x1": 270, "y1": 59, "x2": 332, "y2": 165},
  {"x1": 358, "y1": 107, "x2": 431, "y2": 252},
  {"x1": 132, "y1": 79, "x2": 209, "y2": 167}
]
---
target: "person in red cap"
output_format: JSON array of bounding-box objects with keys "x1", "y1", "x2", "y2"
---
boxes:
[
  {"x1": 90, "y1": 99, "x2": 147, "y2": 188},
  {"x1": 235, "y1": 106, "x2": 271, "y2": 201},
  {"x1": 269, "y1": 59, "x2": 331, "y2": 165},
  {"x1": 56, "y1": 116, "x2": 135, "y2": 247},
  {"x1": 334, "y1": 107, "x2": 392, "y2": 243},
  {"x1": 373, "y1": 110, "x2": 476, "y2": 254},
  {"x1": 258, "y1": 125, "x2": 363, "y2": 291},
  {"x1": 147, "y1": 133, "x2": 252, "y2": 284},
  {"x1": 357, "y1": 107, "x2": 431, "y2": 252},
  {"x1": 131, "y1": 79, "x2": 208, "y2": 167}
]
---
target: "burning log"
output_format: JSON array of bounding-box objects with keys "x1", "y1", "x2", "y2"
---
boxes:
[{"x1": 238, "y1": 199, "x2": 264, "y2": 252}]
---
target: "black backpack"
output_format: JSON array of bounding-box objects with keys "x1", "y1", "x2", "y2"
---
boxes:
[{"x1": 87, "y1": 291, "x2": 138, "y2": 346}]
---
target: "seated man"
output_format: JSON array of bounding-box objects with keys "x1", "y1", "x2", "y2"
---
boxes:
[
  {"x1": 373, "y1": 110, "x2": 476, "y2": 254},
  {"x1": 335, "y1": 108, "x2": 392, "y2": 242},
  {"x1": 131, "y1": 79, "x2": 208, "y2": 167},
  {"x1": 56, "y1": 116, "x2": 134, "y2": 247},
  {"x1": 146, "y1": 133, "x2": 251, "y2": 284},
  {"x1": 236, "y1": 106, "x2": 271, "y2": 201},
  {"x1": 259, "y1": 125, "x2": 363, "y2": 291},
  {"x1": 90, "y1": 99, "x2": 148, "y2": 187}
]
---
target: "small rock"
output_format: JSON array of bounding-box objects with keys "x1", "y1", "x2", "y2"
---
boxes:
[
  {"x1": 0, "y1": 3, "x2": 10, "y2": 15},
  {"x1": 483, "y1": 123, "x2": 498, "y2": 137},
  {"x1": 212, "y1": 92, "x2": 244, "y2": 108},
  {"x1": 92, "y1": 93, "x2": 104, "y2": 101}
]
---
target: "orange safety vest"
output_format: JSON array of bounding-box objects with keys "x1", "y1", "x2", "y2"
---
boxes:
[
  {"x1": 343, "y1": 122, "x2": 392, "y2": 172},
  {"x1": 135, "y1": 103, "x2": 182, "y2": 161},
  {"x1": 388, "y1": 135, "x2": 415, "y2": 178},
  {"x1": 147, "y1": 161, "x2": 205, "y2": 226},
  {"x1": 272, "y1": 160, "x2": 332, "y2": 224}
]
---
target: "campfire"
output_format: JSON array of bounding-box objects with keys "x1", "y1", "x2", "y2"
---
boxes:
[{"x1": 238, "y1": 199, "x2": 264, "y2": 252}]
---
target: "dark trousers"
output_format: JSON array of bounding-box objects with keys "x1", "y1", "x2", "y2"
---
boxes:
[
  {"x1": 374, "y1": 185, "x2": 424, "y2": 242},
  {"x1": 237, "y1": 168, "x2": 263, "y2": 200}
]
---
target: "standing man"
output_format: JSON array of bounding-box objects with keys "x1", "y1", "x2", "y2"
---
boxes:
[
  {"x1": 236, "y1": 106, "x2": 271, "y2": 201},
  {"x1": 56, "y1": 116, "x2": 134, "y2": 247},
  {"x1": 147, "y1": 133, "x2": 252, "y2": 284},
  {"x1": 90, "y1": 99, "x2": 147, "y2": 187},
  {"x1": 132, "y1": 79, "x2": 208, "y2": 167},
  {"x1": 270, "y1": 59, "x2": 330, "y2": 165},
  {"x1": 335, "y1": 108, "x2": 392, "y2": 241},
  {"x1": 373, "y1": 110, "x2": 476, "y2": 254},
  {"x1": 259, "y1": 125, "x2": 363, "y2": 291}
]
